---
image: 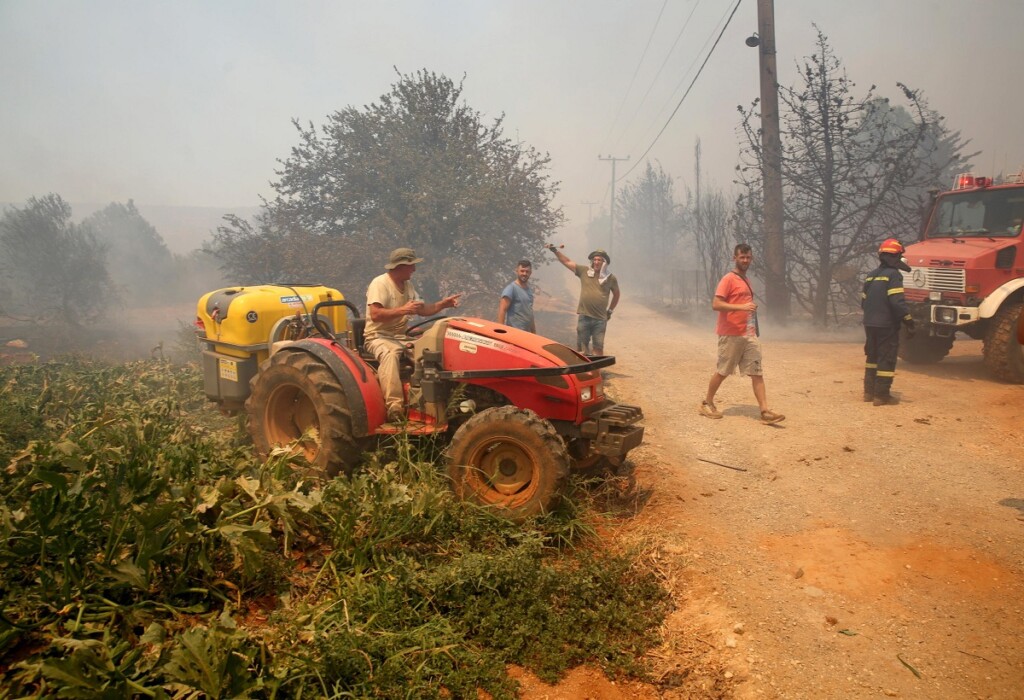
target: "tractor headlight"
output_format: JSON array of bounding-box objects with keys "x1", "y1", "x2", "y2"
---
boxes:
[{"x1": 580, "y1": 387, "x2": 593, "y2": 402}]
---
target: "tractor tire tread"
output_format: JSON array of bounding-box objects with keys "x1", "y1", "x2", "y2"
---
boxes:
[
  {"x1": 447, "y1": 406, "x2": 569, "y2": 519},
  {"x1": 245, "y1": 350, "x2": 362, "y2": 476}
]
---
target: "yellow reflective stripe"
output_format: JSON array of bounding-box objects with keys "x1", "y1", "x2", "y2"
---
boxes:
[
  {"x1": 903, "y1": 314, "x2": 912, "y2": 321},
  {"x1": 887, "y1": 287, "x2": 904, "y2": 295},
  {"x1": 876, "y1": 370, "x2": 896, "y2": 377},
  {"x1": 866, "y1": 276, "x2": 889, "y2": 282},
  {"x1": 865, "y1": 363, "x2": 877, "y2": 369}
]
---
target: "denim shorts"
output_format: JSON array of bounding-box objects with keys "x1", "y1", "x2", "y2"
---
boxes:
[{"x1": 576, "y1": 315, "x2": 607, "y2": 353}]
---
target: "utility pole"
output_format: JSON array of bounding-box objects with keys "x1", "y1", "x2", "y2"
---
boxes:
[
  {"x1": 598, "y1": 155, "x2": 629, "y2": 258},
  {"x1": 755, "y1": 0, "x2": 790, "y2": 320},
  {"x1": 581, "y1": 200, "x2": 598, "y2": 227}
]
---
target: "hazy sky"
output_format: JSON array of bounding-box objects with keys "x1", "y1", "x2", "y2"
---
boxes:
[{"x1": 3, "y1": 0, "x2": 1022, "y2": 239}]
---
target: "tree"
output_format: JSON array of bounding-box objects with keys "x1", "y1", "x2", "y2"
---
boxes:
[
  {"x1": 84, "y1": 201, "x2": 174, "y2": 302},
  {"x1": 617, "y1": 162, "x2": 681, "y2": 298},
  {"x1": 213, "y1": 70, "x2": 563, "y2": 310},
  {"x1": 0, "y1": 195, "x2": 116, "y2": 325},
  {"x1": 736, "y1": 28, "x2": 974, "y2": 325}
]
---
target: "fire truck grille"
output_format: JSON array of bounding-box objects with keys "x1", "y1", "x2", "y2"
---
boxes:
[{"x1": 904, "y1": 266, "x2": 965, "y2": 293}]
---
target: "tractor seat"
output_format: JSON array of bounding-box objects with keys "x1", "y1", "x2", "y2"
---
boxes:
[
  {"x1": 351, "y1": 319, "x2": 415, "y2": 379},
  {"x1": 349, "y1": 317, "x2": 367, "y2": 353}
]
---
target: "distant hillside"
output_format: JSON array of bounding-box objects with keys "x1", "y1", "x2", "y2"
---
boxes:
[
  {"x1": 131, "y1": 204, "x2": 262, "y2": 254},
  {"x1": 92, "y1": 204, "x2": 263, "y2": 255},
  {"x1": 0, "y1": 201, "x2": 262, "y2": 255}
]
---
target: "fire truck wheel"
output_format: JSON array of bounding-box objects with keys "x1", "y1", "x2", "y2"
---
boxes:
[
  {"x1": 982, "y1": 301, "x2": 1024, "y2": 384},
  {"x1": 898, "y1": 330, "x2": 954, "y2": 364},
  {"x1": 246, "y1": 350, "x2": 362, "y2": 476},
  {"x1": 447, "y1": 406, "x2": 569, "y2": 519}
]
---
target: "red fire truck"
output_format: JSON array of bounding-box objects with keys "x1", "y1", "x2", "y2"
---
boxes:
[{"x1": 900, "y1": 172, "x2": 1024, "y2": 382}]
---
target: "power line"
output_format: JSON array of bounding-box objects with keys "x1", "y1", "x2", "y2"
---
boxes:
[
  {"x1": 598, "y1": 155, "x2": 630, "y2": 257},
  {"x1": 620, "y1": 0, "x2": 744, "y2": 181},
  {"x1": 612, "y1": 0, "x2": 703, "y2": 152},
  {"x1": 601, "y1": 0, "x2": 670, "y2": 152},
  {"x1": 636, "y1": 0, "x2": 735, "y2": 153}
]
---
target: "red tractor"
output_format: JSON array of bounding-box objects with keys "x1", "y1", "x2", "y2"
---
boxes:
[{"x1": 196, "y1": 284, "x2": 644, "y2": 518}]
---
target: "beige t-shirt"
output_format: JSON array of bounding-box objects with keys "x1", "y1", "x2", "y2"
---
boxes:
[
  {"x1": 574, "y1": 264, "x2": 619, "y2": 320},
  {"x1": 364, "y1": 273, "x2": 420, "y2": 340}
]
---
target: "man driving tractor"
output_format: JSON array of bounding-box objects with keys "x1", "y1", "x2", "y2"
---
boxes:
[{"x1": 364, "y1": 247, "x2": 462, "y2": 422}]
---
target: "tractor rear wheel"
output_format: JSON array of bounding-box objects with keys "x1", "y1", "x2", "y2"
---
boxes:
[
  {"x1": 245, "y1": 350, "x2": 362, "y2": 476},
  {"x1": 982, "y1": 301, "x2": 1024, "y2": 383},
  {"x1": 447, "y1": 406, "x2": 569, "y2": 519}
]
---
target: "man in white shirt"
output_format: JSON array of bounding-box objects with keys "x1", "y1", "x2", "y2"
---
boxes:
[{"x1": 364, "y1": 247, "x2": 461, "y2": 422}]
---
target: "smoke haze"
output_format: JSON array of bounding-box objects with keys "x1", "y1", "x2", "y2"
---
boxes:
[{"x1": 2, "y1": 0, "x2": 1022, "y2": 249}]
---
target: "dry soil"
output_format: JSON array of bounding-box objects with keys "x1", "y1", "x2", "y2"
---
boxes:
[{"x1": 518, "y1": 297, "x2": 1023, "y2": 700}]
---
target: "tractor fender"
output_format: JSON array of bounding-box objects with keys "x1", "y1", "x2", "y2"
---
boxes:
[
  {"x1": 282, "y1": 338, "x2": 385, "y2": 437},
  {"x1": 979, "y1": 278, "x2": 1024, "y2": 319}
]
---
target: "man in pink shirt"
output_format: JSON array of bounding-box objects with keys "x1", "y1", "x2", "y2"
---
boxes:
[{"x1": 700, "y1": 243, "x2": 785, "y2": 424}]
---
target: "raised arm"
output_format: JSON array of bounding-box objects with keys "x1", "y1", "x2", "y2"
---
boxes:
[{"x1": 545, "y1": 244, "x2": 576, "y2": 271}]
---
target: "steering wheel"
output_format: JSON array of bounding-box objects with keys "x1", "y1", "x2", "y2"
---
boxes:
[{"x1": 406, "y1": 315, "x2": 447, "y2": 337}]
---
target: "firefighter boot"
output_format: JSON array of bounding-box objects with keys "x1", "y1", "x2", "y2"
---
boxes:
[{"x1": 872, "y1": 394, "x2": 900, "y2": 406}]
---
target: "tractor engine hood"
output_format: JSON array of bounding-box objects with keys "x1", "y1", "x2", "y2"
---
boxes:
[
  {"x1": 412, "y1": 317, "x2": 608, "y2": 424},
  {"x1": 434, "y1": 317, "x2": 600, "y2": 378}
]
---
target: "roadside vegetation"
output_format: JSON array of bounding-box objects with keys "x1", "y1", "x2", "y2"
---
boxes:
[{"x1": 0, "y1": 358, "x2": 669, "y2": 698}]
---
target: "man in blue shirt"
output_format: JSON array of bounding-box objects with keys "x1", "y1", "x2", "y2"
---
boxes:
[{"x1": 497, "y1": 259, "x2": 536, "y2": 332}]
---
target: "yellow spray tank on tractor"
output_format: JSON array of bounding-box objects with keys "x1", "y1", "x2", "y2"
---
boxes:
[{"x1": 195, "y1": 284, "x2": 351, "y2": 412}]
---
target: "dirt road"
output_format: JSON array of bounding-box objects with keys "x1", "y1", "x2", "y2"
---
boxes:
[
  {"x1": 574, "y1": 298, "x2": 1022, "y2": 699},
  {"x1": 21, "y1": 298, "x2": 1019, "y2": 698}
]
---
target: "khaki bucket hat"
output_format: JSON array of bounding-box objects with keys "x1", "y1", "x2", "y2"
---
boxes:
[{"x1": 385, "y1": 247, "x2": 425, "y2": 270}]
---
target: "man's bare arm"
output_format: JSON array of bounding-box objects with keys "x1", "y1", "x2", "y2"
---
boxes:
[
  {"x1": 546, "y1": 245, "x2": 576, "y2": 271},
  {"x1": 497, "y1": 295, "x2": 511, "y2": 324},
  {"x1": 369, "y1": 300, "x2": 423, "y2": 323},
  {"x1": 420, "y1": 293, "x2": 462, "y2": 317},
  {"x1": 711, "y1": 296, "x2": 756, "y2": 312}
]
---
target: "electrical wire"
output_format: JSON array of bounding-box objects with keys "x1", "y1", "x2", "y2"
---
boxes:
[
  {"x1": 612, "y1": 0, "x2": 703, "y2": 152},
  {"x1": 619, "y1": 0, "x2": 744, "y2": 181},
  {"x1": 636, "y1": 0, "x2": 734, "y2": 152},
  {"x1": 601, "y1": 0, "x2": 671, "y2": 152}
]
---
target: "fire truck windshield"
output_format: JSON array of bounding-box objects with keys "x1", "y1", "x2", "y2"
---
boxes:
[{"x1": 927, "y1": 189, "x2": 1024, "y2": 239}]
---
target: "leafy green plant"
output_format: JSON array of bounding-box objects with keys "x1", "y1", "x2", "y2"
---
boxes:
[{"x1": 0, "y1": 359, "x2": 670, "y2": 697}]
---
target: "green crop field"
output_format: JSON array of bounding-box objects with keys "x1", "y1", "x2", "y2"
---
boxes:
[{"x1": 0, "y1": 359, "x2": 670, "y2": 698}]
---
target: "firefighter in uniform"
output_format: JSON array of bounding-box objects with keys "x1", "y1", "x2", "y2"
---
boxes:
[{"x1": 862, "y1": 238, "x2": 915, "y2": 405}]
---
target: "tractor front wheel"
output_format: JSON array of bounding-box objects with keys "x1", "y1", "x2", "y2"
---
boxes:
[
  {"x1": 245, "y1": 350, "x2": 363, "y2": 476},
  {"x1": 447, "y1": 406, "x2": 569, "y2": 519}
]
